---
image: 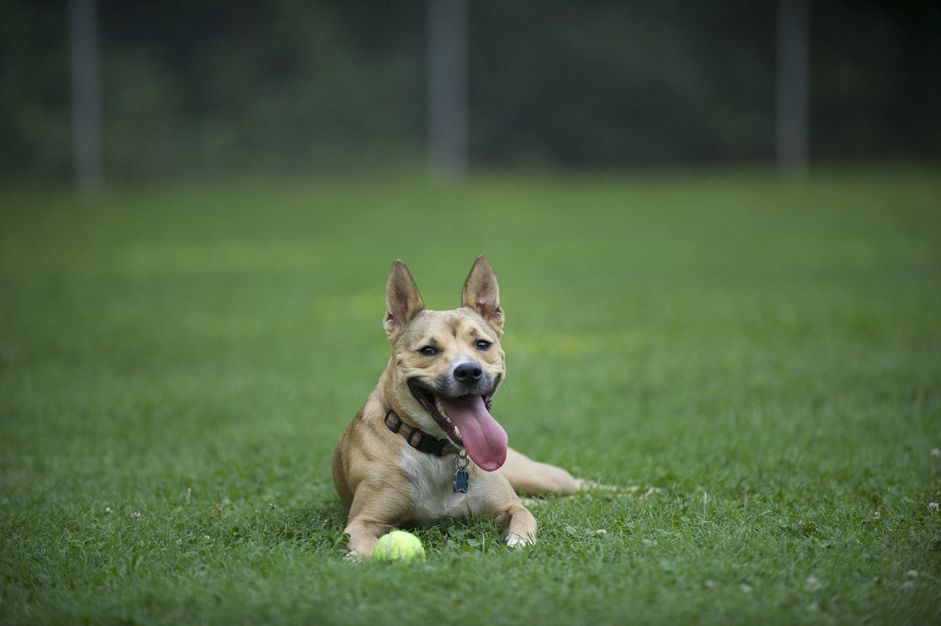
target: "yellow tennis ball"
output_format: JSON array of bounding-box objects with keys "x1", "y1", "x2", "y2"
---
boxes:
[{"x1": 372, "y1": 530, "x2": 425, "y2": 561}]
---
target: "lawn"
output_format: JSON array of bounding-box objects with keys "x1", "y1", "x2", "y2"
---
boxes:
[{"x1": 1, "y1": 169, "x2": 940, "y2": 625}]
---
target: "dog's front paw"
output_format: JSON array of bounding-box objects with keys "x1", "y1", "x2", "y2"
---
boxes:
[
  {"x1": 343, "y1": 540, "x2": 376, "y2": 561},
  {"x1": 506, "y1": 533, "x2": 536, "y2": 548}
]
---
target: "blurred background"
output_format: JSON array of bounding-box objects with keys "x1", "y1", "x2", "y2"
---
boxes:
[{"x1": 2, "y1": 0, "x2": 939, "y2": 189}]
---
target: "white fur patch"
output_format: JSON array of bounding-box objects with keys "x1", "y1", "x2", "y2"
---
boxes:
[
  {"x1": 399, "y1": 449, "x2": 483, "y2": 523},
  {"x1": 506, "y1": 534, "x2": 535, "y2": 548}
]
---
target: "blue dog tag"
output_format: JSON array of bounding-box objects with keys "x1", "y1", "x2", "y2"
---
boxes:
[{"x1": 453, "y1": 469, "x2": 469, "y2": 493}]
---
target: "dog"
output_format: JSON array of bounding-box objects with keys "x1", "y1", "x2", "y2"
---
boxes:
[{"x1": 333, "y1": 256, "x2": 584, "y2": 557}]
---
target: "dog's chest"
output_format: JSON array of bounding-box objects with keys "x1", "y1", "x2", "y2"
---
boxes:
[{"x1": 400, "y1": 451, "x2": 481, "y2": 523}]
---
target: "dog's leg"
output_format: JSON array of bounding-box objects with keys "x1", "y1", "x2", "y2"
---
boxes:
[
  {"x1": 343, "y1": 480, "x2": 413, "y2": 558},
  {"x1": 480, "y1": 474, "x2": 538, "y2": 547},
  {"x1": 502, "y1": 501, "x2": 537, "y2": 547},
  {"x1": 345, "y1": 517, "x2": 389, "y2": 557},
  {"x1": 499, "y1": 447, "x2": 584, "y2": 496}
]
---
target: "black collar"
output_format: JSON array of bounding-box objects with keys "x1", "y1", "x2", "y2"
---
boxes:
[{"x1": 384, "y1": 410, "x2": 458, "y2": 457}]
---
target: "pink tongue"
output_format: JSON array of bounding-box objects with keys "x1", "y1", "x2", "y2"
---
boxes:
[{"x1": 440, "y1": 395, "x2": 508, "y2": 471}]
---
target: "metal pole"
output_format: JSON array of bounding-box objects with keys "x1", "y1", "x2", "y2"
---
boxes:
[
  {"x1": 70, "y1": 0, "x2": 102, "y2": 193},
  {"x1": 776, "y1": 0, "x2": 809, "y2": 176},
  {"x1": 427, "y1": 0, "x2": 468, "y2": 179}
]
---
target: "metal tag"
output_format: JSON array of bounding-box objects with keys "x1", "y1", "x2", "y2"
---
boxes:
[
  {"x1": 453, "y1": 469, "x2": 469, "y2": 493},
  {"x1": 453, "y1": 450, "x2": 470, "y2": 493}
]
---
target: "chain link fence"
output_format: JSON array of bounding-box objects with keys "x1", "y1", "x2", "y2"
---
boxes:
[{"x1": 1, "y1": 0, "x2": 939, "y2": 185}]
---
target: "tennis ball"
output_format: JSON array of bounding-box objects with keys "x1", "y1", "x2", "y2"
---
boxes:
[{"x1": 372, "y1": 530, "x2": 425, "y2": 561}]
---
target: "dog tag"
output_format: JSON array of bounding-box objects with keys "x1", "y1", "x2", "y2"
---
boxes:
[
  {"x1": 453, "y1": 469, "x2": 469, "y2": 493},
  {"x1": 453, "y1": 450, "x2": 470, "y2": 493}
]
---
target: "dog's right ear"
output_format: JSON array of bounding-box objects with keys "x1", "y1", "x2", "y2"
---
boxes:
[{"x1": 384, "y1": 259, "x2": 424, "y2": 340}]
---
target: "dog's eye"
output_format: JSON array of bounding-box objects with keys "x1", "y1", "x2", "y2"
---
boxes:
[
  {"x1": 418, "y1": 346, "x2": 439, "y2": 356},
  {"x1": 475, "y1": 339, "x2": 492, "y2": 351}
]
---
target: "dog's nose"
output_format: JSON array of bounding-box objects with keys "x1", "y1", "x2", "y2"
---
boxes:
[{"x1": 453, "y1": 361, "x2": 483, "y2": 382}]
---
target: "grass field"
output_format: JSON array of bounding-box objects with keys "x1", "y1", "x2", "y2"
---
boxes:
[{"x1": 2, "y1": 169, "x2": 940, "y2": 625}]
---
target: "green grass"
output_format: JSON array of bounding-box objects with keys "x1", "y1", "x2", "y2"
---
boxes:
[{"x1": 2, "y1": 168, "x2": 940, "y2": 625}]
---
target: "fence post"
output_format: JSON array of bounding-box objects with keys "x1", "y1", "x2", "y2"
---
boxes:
[
  {"x1": 69, "y1": 0, "x2": 102, "y2": 194},
  {"x1": 427, "y1": 0, "x2": 468, "y2": 180},
  {"x1": 777, "y1": 0, "x2": 809, "y2": 176}
]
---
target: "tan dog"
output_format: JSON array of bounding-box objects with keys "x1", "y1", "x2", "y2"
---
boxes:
[{"x1": 333, "y1": 256, "x2": 583, "y2": 557}]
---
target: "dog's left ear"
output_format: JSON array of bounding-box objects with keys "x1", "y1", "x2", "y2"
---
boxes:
[{"x1": 461, "y1": 256, "x2": 505, "y2": 335}]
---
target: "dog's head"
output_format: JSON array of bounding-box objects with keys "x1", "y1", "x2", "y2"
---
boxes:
[{"x1": 382, "y1": 256, "x2": 508, "y2": 471}]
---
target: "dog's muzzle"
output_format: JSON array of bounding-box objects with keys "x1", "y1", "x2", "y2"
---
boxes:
[{"x1": 406, "y1": 374, "x2": 507, "y2": 471}]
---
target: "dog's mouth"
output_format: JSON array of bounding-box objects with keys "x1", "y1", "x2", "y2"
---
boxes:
[{"x1": 407, "y1": 379, "x2": 508, "y2": 471}]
